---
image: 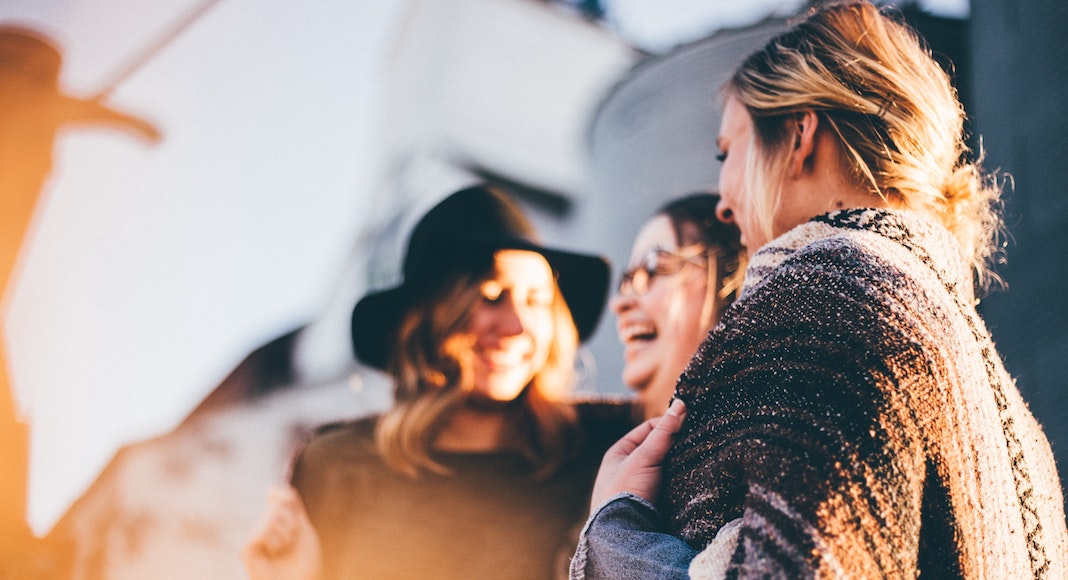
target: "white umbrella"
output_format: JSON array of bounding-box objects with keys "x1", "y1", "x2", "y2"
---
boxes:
[{"x1": 1, "y1": 0, "x2": 407, "y2": 535}]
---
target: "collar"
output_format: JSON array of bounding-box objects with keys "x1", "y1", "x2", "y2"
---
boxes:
[{"x1": 740, "y1": 208, "x2": 971, "y2": 302}]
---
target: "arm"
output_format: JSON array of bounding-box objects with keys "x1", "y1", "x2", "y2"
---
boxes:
[
  {"x1": 570, "y1": 400, "x2": 697, "y2": 579},
  {"x1": 668, "y1": 245, "x2": 930, "y2": 577}
]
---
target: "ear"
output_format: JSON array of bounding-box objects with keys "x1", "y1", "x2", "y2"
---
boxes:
[{"x1": 788, "y1": 110, "x2": 820, "y2": 177}]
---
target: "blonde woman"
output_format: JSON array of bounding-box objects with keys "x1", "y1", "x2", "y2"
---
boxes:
[
  {"x1": 245, "y1": 186, "x2": 634, "y2": 579},
  {"x1": 573, "y1": 2, "x2": 1068, "y2": 578},
  {"x1": 613, "y1": 193, "x2": 744, "y2": 421}
]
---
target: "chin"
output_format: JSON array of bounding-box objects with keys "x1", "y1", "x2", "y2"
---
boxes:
[
  {"x1": 621, "y1": 367, "x2": 653, "y2": 394},
  {"x1": 482, "y1": 378, "x2": 531, "y2": 402}
]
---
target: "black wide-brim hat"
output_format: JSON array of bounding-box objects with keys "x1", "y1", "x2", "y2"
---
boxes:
[{"x1": 351, "y1": 185, "x2": 610, "y2": 370}]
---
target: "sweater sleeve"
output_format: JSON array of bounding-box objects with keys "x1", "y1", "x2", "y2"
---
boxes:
[{"x1": 667, "y1": 243, "x2": 932, "y2": 577}]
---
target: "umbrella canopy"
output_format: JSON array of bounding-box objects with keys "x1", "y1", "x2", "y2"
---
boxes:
[{"x1": 1, "y1": 0, "x2": 408, "y2": 535}]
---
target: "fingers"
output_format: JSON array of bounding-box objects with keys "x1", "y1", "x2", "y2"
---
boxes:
[
  {"x1": 654, "y1": 398, "x2": 687, "y2": 436},
  {"x1": 245, "y1": 485, "x2": 301, "y2": 558},
  {"x1": 630, "y1": 398, "x2": 687, "y2": 464},
  {"x1": 606, "y1": 398, "x2": 687, "y2": 460},
  {"x1": 588, "y1": 399, "x2": 688, "y2": 508},
  {"x1": 605, "y1": 418, "x2": 658, "y2": 459},
  {"x1": 243, "y1": 485, "x2": 323, "y2": 580}
]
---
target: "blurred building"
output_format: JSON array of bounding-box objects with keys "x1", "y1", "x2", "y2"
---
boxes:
[{"x1": 970, "y1": 0, "x2": 1068, "y2": 491}]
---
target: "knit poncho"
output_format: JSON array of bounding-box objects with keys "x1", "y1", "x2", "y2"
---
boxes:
[{"x1": 667, "y1": 209, "x2": 1068, "y2": 578}]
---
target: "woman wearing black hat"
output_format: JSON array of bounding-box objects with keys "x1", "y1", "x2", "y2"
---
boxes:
[{"x1": 244, "y1": 185, "x2": 635, "y2": 579}]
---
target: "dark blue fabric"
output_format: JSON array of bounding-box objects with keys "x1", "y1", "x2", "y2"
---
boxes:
[{"x1": 570, "y1": 493, "x2": 696, "y2": 580}]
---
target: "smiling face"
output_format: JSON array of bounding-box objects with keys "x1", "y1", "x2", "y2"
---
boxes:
[
  {"x1": 612, "y1": 215, "x2": 717, "y2": 419},
  {"x1": 465, "y1": 249, "x2": 557, "y2": 402}
]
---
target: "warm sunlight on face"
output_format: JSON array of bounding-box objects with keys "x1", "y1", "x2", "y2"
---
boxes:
[
  {"x1": 467, "y1": 249, "x2": 556, "y2": 402},
  {"x1": 716, "y1": 95, "x2": 766, "y2": 252},
  {"x1": 611, "y1": 216, "x2": 714, "y2": 419}
]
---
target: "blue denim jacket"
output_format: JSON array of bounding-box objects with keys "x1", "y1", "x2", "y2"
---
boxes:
[{"x1": 569, "y1": 493, "x2": 697, "y2": 579}]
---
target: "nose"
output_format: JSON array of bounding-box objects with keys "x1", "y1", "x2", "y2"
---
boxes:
[
  {"x1": 715, "y1": 198, "x2": 735, "y2": 225},
  {"x1": 610, "y1": 290, "x2": 636, "y2": 316},
  {"x1": 495, "y1": 297, "x2": 525, "y2": 338}
]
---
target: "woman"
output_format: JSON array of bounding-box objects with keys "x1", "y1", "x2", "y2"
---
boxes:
[
  {"x1": 573, "y1": 3, "x2": 1068, "y2": 578},
  {"x1": 244, "y1": 185, "x2": 635, "y2": 579},
  {"x1": 613, "y1": 193, "x2": 744, "y2": 420}
]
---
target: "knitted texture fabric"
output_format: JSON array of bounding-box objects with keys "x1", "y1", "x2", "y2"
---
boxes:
[{"x1": 668, "y1": 209, "x2": 1068, "y2": 579}]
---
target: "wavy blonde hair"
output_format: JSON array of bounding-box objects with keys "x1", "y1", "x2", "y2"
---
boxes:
[
  {"x1": 725, "y1": 1, "x2": 1004, "y2": 289},
  {"x1": 375, "y1": 261, "x2": 579, "y2": 479}
]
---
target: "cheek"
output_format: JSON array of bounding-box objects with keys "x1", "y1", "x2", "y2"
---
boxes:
[
  {"x1": 639, "y1": 290, "x2": 674, "y2": 329},
  {"x1": 662, "y1": 283, "x2": 710, "y2": 341},
  {"x1": 718, "y1": 170, "x2": 741, "y2": 212},
  {"x1": 647, "y1": 286, "x2": 688, "y2": 331},
  {"x1": 528, "y1": 312, "x2": 556, "y2": 356},
  {"x1": 466, "y1": 315, "x2": 489, "y2": 345}
]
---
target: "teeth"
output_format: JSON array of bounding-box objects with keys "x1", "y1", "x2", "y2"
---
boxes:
[
  {"x1": 620, "y1": 324, "x2": 657, "y2": 343},
  {"x1": 482, "y1": 350, "x2": 524, "y2": 366}
]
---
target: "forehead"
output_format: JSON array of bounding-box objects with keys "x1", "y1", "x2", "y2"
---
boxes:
[
  {"x1": 630, "y1": 215, "x2": 677, "y2": 261},
  {"x1": 718, "y1": 95, "x2": 752, "y2": 141},
  {"x1": 490, "y1": 249, "x2": 553, "y2": 284}
]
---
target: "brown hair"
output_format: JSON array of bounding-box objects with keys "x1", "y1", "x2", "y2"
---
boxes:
[{"x1": 658, "y1": 192, "x2": 747, "y2": 324}]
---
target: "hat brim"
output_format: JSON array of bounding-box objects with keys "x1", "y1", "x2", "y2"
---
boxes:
[
  {"x1": 350, "y1": 239, "x2": 609, "y2": 370},
  {"x1": 350, "y1": 285, "x2": 413, "y2": 371}
]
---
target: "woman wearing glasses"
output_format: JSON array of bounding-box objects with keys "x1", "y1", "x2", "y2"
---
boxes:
[
  {"x1": 573, "y1": 3, "x2": 1068, "y2": 577},
  {"x1": 613, "y1": 193, "x2": 745, "y2": 421}
]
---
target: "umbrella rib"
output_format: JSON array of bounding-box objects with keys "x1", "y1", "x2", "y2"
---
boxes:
[{"x1": 92, "y1": 0, "x2": 226, "y2": 100}]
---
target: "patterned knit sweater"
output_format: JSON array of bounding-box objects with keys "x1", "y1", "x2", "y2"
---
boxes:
[{"x1": 667, "y1": 209, "x2": 1068, "y2": 579}]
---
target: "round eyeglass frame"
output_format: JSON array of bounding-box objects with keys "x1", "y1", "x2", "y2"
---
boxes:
[{"x1": 617, "y1": 245, "x2": 716, "y2": 297}]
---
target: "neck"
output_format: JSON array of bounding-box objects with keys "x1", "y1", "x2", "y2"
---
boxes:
[
  {"x1": 433, "y1": 403, "x2": 512, "y2": 452},
  {"x1": 779, "y1": 148, "x2": 892, "y2": 236},
  {"x1": 636, "y1": 365, "x2": 684, "y2": 422}
]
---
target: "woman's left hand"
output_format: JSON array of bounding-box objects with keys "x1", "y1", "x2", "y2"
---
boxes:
[
  {"x1": 241, "y1": 485, "x2": 322, "y2": 580},
  {"x1": 589, "y1": 398, "x2": 687, "y2": 511}
]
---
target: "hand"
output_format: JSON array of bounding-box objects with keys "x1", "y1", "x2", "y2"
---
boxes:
[
  {"x1": 241, "y1": 485, "x2": 322, "y2": 580},
  {"x1": 589, "y1": 398, "x2": 687, "y2": 511}
]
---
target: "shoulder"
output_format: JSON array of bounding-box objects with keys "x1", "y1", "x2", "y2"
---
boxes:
[
  {"x1": 290, "y1": 415, "x2": 387, "y2": 526},
  {"x1": 297, "y1": 414, "x2": 380, "y2": 468},
  {"x1": 573, "y1": 396, "x2": 637, "y2": 426},
  {"x1": 735, "y1": 230, "x2": 928, "y2": 336},
  {"x1": 707, "y1": 234, "x2": 930, "y2": 373},
  {"x1": 681, "y1": 224, "x2": 942, "y2": 410},
  {"x1": 571, "y1": 396, "x2": 639, "y2": 450},
  {"x1": 774, "y1": 234, "x2": 901, "y2": 290},
  {"x1": 744, "y1": 209, "x2": 959, "y2": 309}
]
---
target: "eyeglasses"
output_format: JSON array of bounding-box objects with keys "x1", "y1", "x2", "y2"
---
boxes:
[{"x1": 618, "y1": 246, "x2": 713, "y2": 296}]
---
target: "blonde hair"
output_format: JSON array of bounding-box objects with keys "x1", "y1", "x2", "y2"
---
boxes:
[
  {"x1": 375, "y1": 263, "x2": 580, "y2": 479},
  {"x1": 725, "y1": 1, "x2": 1003, "y2": 288}
]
